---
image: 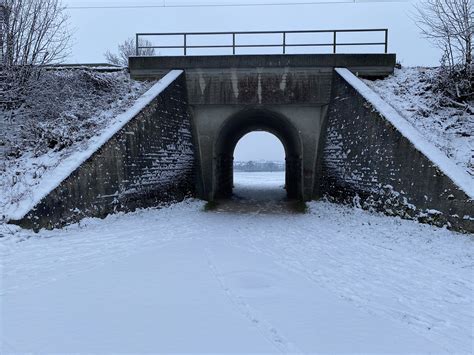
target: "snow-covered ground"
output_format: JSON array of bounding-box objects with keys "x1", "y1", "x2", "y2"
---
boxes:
[
  {"x1": 363, "y1": 67, "x2": 473, "y2": 176},
  {"x1": 1, "y1": 172, "x2": 472, "y2": 353}
]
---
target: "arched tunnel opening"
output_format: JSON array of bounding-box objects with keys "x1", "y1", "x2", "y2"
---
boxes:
[
  {"x1": 232, "y1": 131, "x2": 286, "y2": 200},
  {"x1": 214, "y1": 108, "x2": 303, "y2": 201}
]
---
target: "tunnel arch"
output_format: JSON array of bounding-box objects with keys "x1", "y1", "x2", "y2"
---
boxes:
[{"x1": 214, "y1": 108, "x2": 303, "y2": 199}]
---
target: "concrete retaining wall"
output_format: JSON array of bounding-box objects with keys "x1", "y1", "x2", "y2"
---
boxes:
[
  {"x1": 320, "y1": 69, "x2": 474, "y2": 233},
  {"x1": 13, "y1": 71, "x2": 195, "y2": 230}
]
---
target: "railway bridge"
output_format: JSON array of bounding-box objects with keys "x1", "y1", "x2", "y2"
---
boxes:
[
  {"x1": 130, "y1": 29, "x2": 394, "y2": 201},
  {"x1": 130, "y1": 52, "x2": 395, "y2": 201},
  {"x1": 10, "y1": 30, "x2": 474, "y2": 233}
]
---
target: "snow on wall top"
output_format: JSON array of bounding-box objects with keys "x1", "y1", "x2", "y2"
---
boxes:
[
  {"x1": 7, "y1": 70, "x2": 184, "y2": 221},
  {"x1": 335, "y1": 68, "x2": 474, "y2": 200}
]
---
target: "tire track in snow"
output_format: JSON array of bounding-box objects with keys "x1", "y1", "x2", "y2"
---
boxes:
[{"x1": 204, "y1": 247, "x2": 302, "y2": 354}]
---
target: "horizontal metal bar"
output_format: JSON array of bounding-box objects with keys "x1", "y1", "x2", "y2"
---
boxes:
[
  {"x1": 284, "y1": 43, "x2": 338, "y2": 47},
  {"x1": 138, "y1": 44, "x2": 284, "y2": 50},
  {"x1": 138, "y1": 45, "x2": 190, "y2": 49},
  {"x1": 136, "y1": 28, "x2": 388, "y2": 36},
  {"x1": 196, "y1": 44, "x2": 281, "y2": 48},
  {"x1": 331, "y1": 42, "x2": 386, "y2": 46},
  {"x1": 138, "y1": 42, "x2": 386, "y2": 50}
]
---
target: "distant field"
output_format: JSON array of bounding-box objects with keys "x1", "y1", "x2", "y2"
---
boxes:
[{"x1": 234, "y1": 171, "x2": 285, "y2": 187}]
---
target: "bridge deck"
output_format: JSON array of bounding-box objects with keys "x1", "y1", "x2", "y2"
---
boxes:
[{"x1": 129, "y1": 53, "x2": 396, "y2": 80}]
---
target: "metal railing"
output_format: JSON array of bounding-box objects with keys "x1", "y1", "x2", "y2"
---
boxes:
[{"x1": 135, "y1": 28, "x2": 388, "y2": 56}]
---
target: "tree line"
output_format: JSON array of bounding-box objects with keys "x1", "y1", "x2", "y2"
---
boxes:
[{"x1": 234, "y1": 160, "x2": 285, "y2": 172}]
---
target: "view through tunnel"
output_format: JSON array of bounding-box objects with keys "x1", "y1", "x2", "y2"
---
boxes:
[
  {"x1": 233, "y1": 131, "x2": 286, "y2": 202},
  {"x1": 212, "y1": 108, "x2": 305, "y2": 213}
]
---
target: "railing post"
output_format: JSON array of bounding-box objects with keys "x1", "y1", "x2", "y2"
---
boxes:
[
  {"x1": 333, "y1": 31, "x2": 337, "y2": 54},
  {"x1": 136, "y1": 33, "x2": 139, "y2": 56},
  {"x1": 384, "y1": 29, "x2": 388, "y2": 53},
  {"x1": 184, "y1": 34, "x2": 187, "y2": 56},
  {"x1": 233, "y1": 33, "x2": 236, "y2": 55},
  {"x1": 283, "y1": 32, "x2": 286, "y2": 54}
]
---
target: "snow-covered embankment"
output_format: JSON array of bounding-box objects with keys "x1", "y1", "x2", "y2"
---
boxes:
[
  {"x1": 320, "y1": 68, "x2": 473, "y2": 232},
  {"x1": 7, "y1": 70, "x2": 195, "y2": 230}
]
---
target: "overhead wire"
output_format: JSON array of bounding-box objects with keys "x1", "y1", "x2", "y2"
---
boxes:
[{"x1": 65, "y1": 0, "x2": 408, "y2": 9}]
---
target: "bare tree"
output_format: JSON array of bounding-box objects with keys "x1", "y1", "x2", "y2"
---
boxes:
[
  {"x1": 0, "y1": 0, "x2": 72, "y2": 110},
  {"x1": 413, "y1": 0, "x2": 473, "y2": 103},
  {"x1": 0, "y1": 1, "x2": 6, "y2": 64},
  {"x1": 2, "y1": 0, "x2": 72, "y2": 67},
  {"x1": 414, "y1": 0, "x2": 473, "y2": 69},
  {"x1": 105, "y1": 37, "x2": 156, "y2": 67}
]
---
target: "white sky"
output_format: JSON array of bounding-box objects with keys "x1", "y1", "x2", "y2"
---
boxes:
[
  {"x1": 65, "y1": 0, "x2": 440, "y2": 66},
  {"x1": 234, "y1": 132, "x2": 285, "y2": 161},
  {"x1": 63, "y1": 0, "x2": 439, "y2": 162}
]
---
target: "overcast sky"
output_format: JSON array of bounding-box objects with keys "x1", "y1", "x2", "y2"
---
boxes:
[{"x1": 64, "y1": 0, "x2": 439, "y2": 161}]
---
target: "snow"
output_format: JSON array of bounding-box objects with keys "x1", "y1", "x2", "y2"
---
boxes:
[
  {"x1": 1, "y1": 172, "x2": 472, "y2": 353},
  {"x1": 362, "y1": 67, "x2": 473, "y2": 178},
  {"x1": 1, "y1": 70, "x2": 153, "y2": 220},
  {"x1": 49, "y1": 65, "x2": 125, "y2": 70},
  {"x1": 1, "y1": 70, "x2": 182, "y2": 221},
  {"x1": 336, "y1": 68, "x2": 474, "y2": 200}
]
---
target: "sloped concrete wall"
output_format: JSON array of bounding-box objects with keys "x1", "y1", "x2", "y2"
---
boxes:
[
  {"x1": 319, "y1": 69, "x2": 473, "y2": 233},
  {"x1": 14, "y1": 72, "x2": 195, "y2": 230}
]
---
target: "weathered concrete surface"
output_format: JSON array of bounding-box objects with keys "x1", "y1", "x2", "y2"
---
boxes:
[
  {"x1": 129, "y1": 54, "x2": 397, "y2": 79},
  {"x1": 185, "y1": 68, "x2": 333, "y2": 106},
  {"x1": 319, "y1": 70, "x2": 474, "y2": 233},
  {"x1": 13, "y1": 72, "x2": 195, "y2": 230},
  {"x1": 130, "y1": 54, "x2": 396, "y2": 107}
]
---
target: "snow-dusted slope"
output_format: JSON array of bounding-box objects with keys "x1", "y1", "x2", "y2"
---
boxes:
[
  {"x1": 1, "y1": 173, "x2": 472, "y2": 353},
  {"x1": 338, "y1": 68, "x2": 473, "y2": 199},
  {"x1": 363, "y1": 67, "x2": 473, "y2": 177},
  {"x1": 3, "y1": 70, "x2": 182, "y2": 222},
  {"x1": 0, "y1": 71, "x2": 176, "y2": 221}
]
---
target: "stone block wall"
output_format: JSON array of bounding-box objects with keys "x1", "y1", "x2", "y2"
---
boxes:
[
  {"x1": 319, "y1": 70, "x2": 473, "y2": 233},
  {"x1": 14, "y1": 72, "x2": 195, "y2": 230}
]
